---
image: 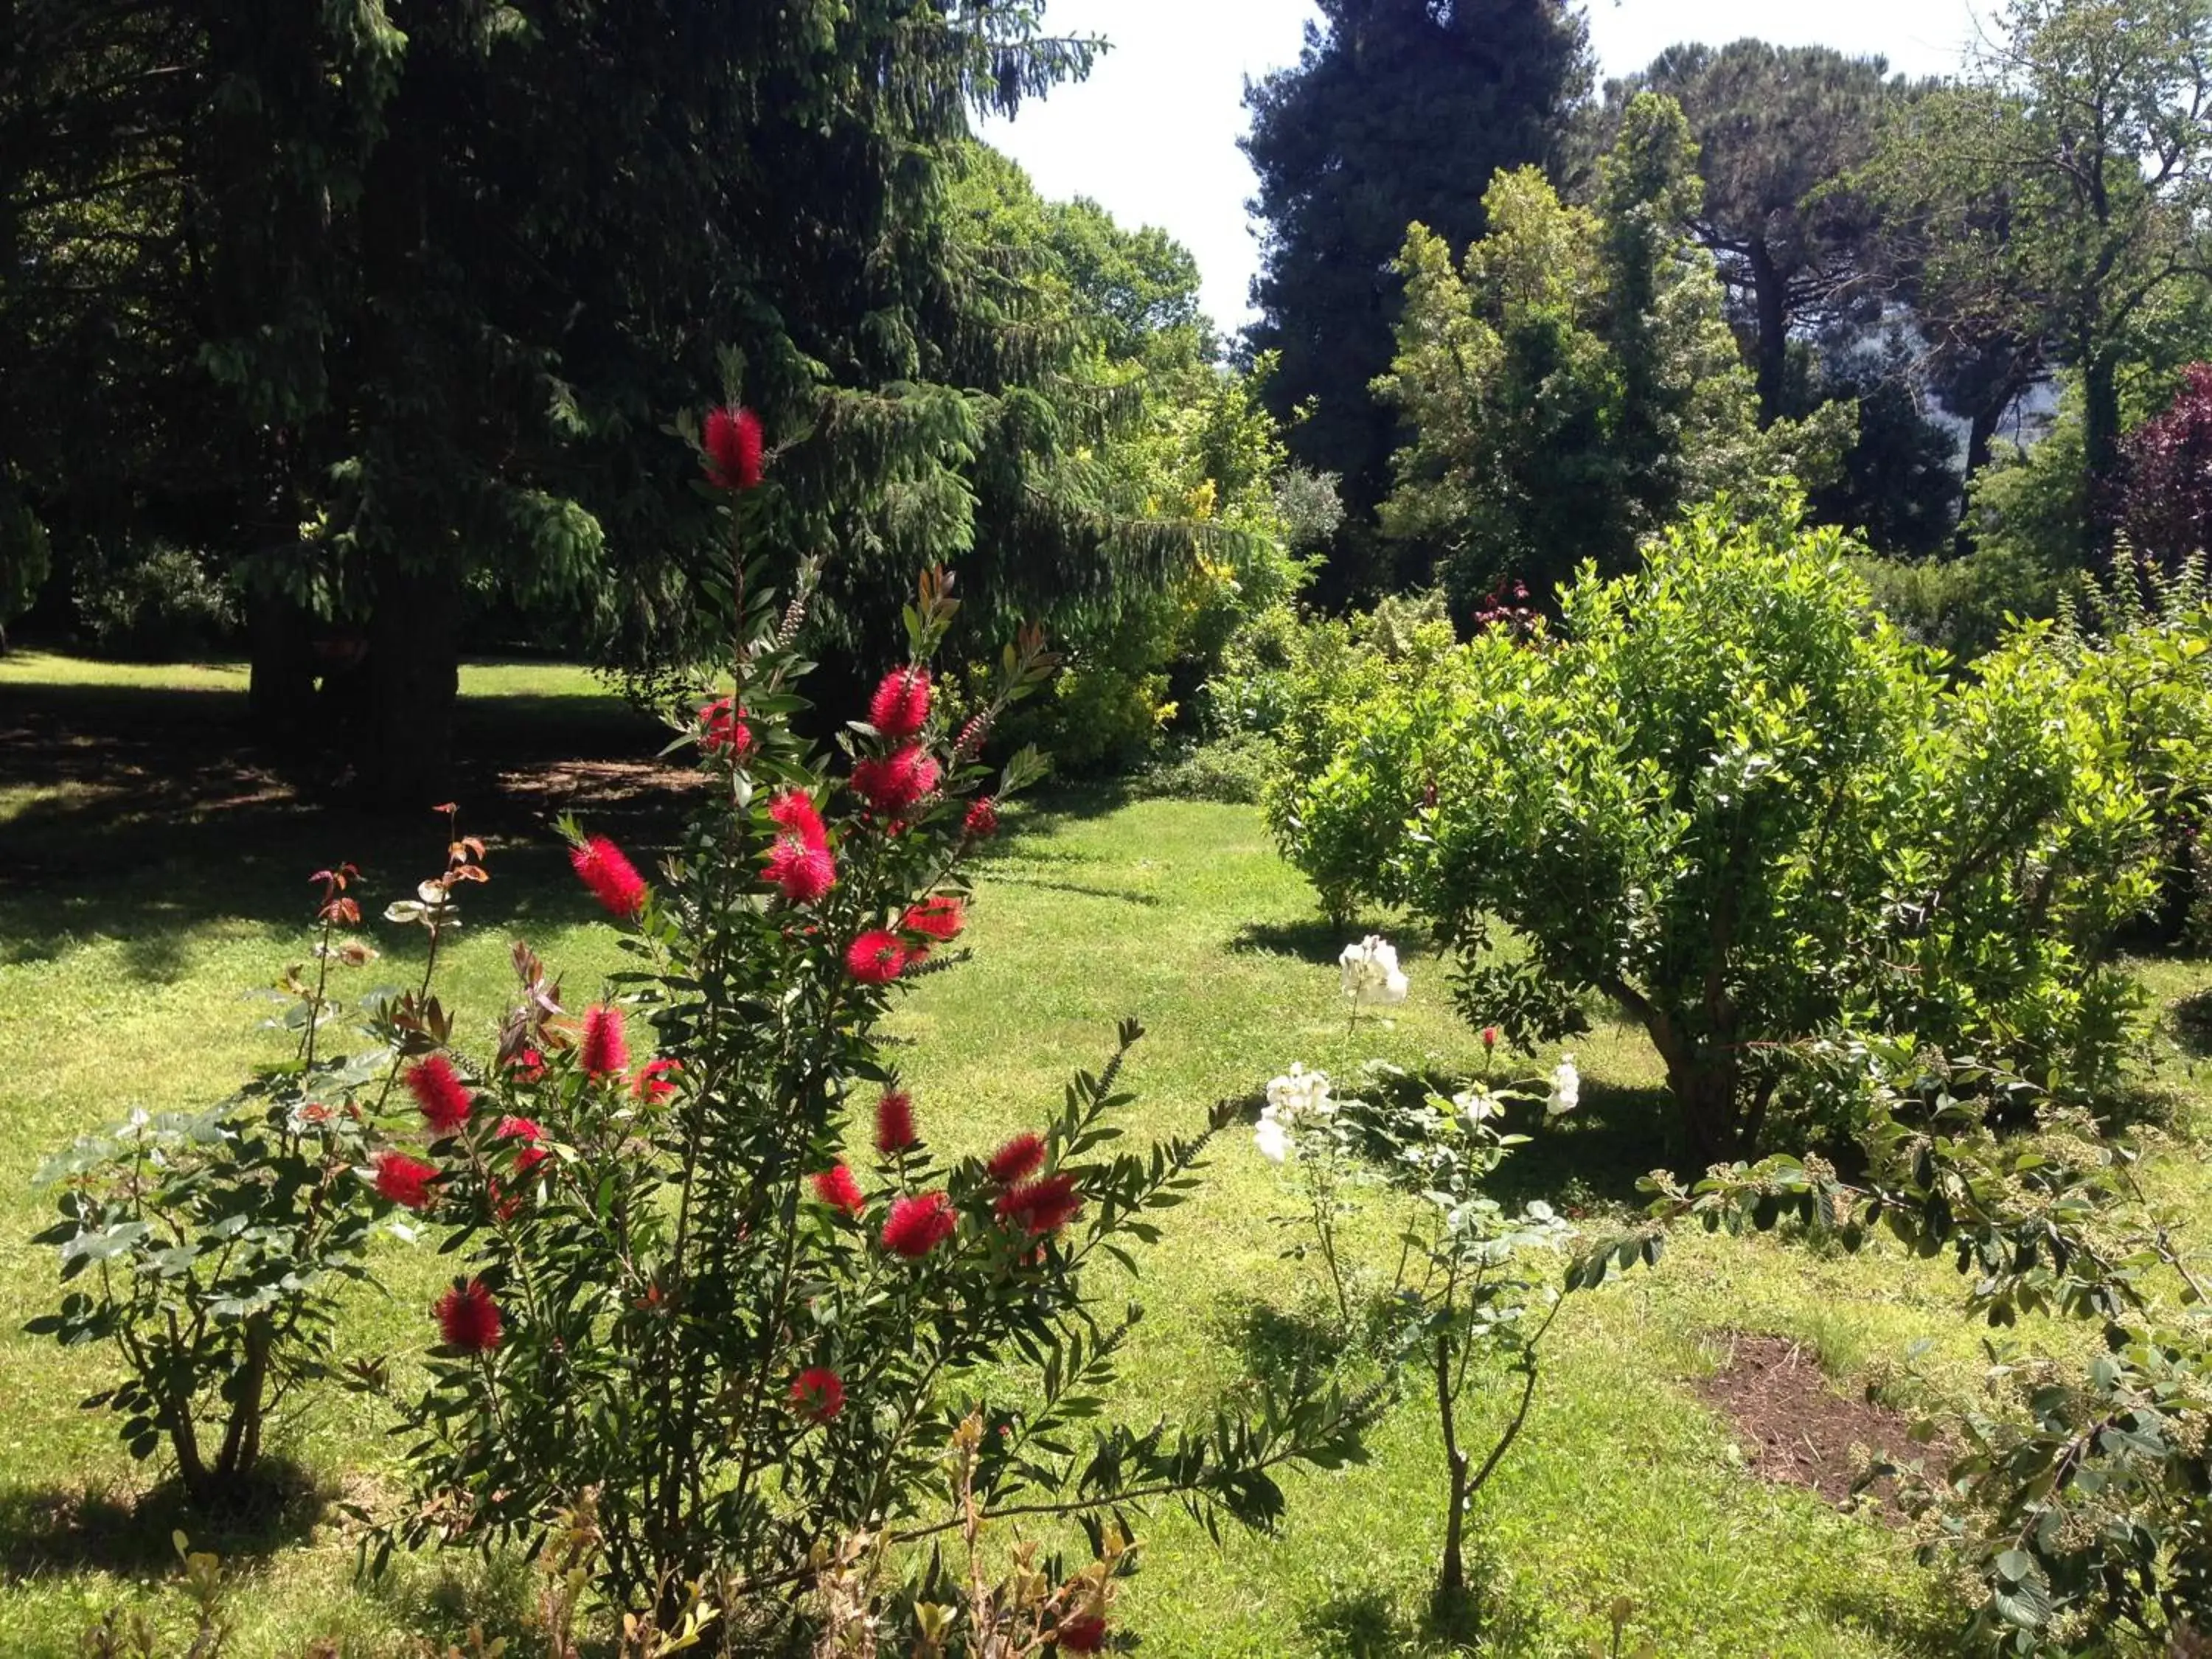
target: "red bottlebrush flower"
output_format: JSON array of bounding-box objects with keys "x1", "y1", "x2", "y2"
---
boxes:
[
  {"x1": 1055, "y1": 1613, "x2": 1108, "y2": 1652},
  {"x1": 986, "y1": 1131, "x2": 1046, "y2": 1186},
  {"x1": 634, "y1": 1058, "x2": 682, "y2": 1104},
  {"x1": 846, "y1": 929, "x2": 908, "y2": 985},
  {"x1": 703, "y1": 404, "x2": 764, "y2": 490},
  {"x1": 874, "y1": 1089, "x2": 919, "y2": 1155},
  {"x1": 405, "y1": 1054, "x2": 473, "y2": 1135},
  {"x1": 868, "y1": 667, "x2": 931, "y2": 739},
  {"x1": 810, "y1": 1164, "x2": 866, "y2": 1217},
  {"x1": 997, "y1": 1172, "x2": 1083, "y2": 1237},
  {"x1": 374, "y1": 1151, "x2": 440, "y2": 1211},
  {"x1": 881, "y1": 1191, "x2": 956, "y2": 1258},
  {"x1": 581, "y1": 1005, "x2": 629, "y2": 1079},
  {"x1": 768, "y1": 789, "x2": 830, "y2": 849},
  {"x1": 765, "y1": 835, "x2": 837, "y2": 904},
  {"x1": 901, "y1": 894, "x2": 965, "y2": 943},
  {"x1": 964, "y1": 796, "x2": 999, "y2": 839},
  {"x1": 571, "y1": 835, "x2": 647, "y2": 919},
  {"x1": 850, "y1": 745, "x2": 940, "y2": 817},
  {"x1": 789, "y1": 1366, "x2": 846, "y2": 1422},
  {"x1": 434, "y1": 1277, "x2": 504, "y2": 1353},
  {"x1": 495, "y1": 1115, "x2": 549, "y2": 1175},
  {"x1": 506, "y1": 1047, "x2": 547, "y2": 1085},
  {"x1": 700, "y1": 695, "x2": 751, "y2": 759}
]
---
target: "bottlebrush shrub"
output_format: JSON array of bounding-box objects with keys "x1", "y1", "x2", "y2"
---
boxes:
[
  {"x1": 28, "y1": 839, "x2": 486, "y2": 1506},
  {"x1": 373, "y1": 559, "x2": 1374, "y2": 1644}
]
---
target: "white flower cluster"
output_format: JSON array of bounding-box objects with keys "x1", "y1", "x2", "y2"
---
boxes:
[
  {"x1": 1338, "y1": 935, "x2": 1409, "y2": 1009},
  {"x1": 1255, "y1": 1062, "x2": 1332, "y2": 1162},
  {"x1": 1547, "y1": 1053, "x2": 1580, "y2": 1118}
]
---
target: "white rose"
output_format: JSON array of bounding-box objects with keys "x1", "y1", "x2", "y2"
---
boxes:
[
  {"x1": 1452, "y1": 1086, "x2": 1500, "y2": 1124},
  {"x1": 1253, "y1": 1113, "x2": 1292, "y2": 1162},
  {"x1": 1547, "y1": 1053, "x2": 1580, "y2": 1117},
  {"x1": 1338, "y1": 935, "x2": 1410, "y2": 1008}
]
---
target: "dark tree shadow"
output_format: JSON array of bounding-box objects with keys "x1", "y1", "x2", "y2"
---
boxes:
[
  {"x1": 2171, "y1": 985, "x2": 2212, "y2": 1057},
  {"x1": 0, "y1": 1458, "x2": 328, "y2": 1579},
  {"x1": 0, "y1": 669, "x2": 684, "y2": 979},
  {"x1": 1228, "y1": 917, "x2": 1354, "y2": 966}
]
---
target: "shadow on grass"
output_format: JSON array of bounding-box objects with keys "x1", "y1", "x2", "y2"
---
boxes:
[
  {"x1": 2171, "y1": 985, "x2": 2212, "y2": 1058},
  {"x1": 1228, "y1": 917, "x2": 1352, "y2": 966},
  {"x1": 0, "y1": 672, "x2": 681, "y2": 978},
  {"x1": 1219, "y1": 1290, "x2": 1357, "y2": 1390},
  {"x1": 1296, "y1": 1547, "x2": 1548, "y2": 1658},
  {"x1": 0, "y1": 1458, "x2": 327, "y2": 1580}
]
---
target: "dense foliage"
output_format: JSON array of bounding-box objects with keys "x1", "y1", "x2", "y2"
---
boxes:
[
  {"x1": 1240, "y1": 0, "x2": 1590, "y2": 595},
  {"x1": 1268, "y1": 504, "x2": 2204, "y2": 1158},
  {"x1": 1373, "y1": 96, "x2": 1851, "y2": 610}
]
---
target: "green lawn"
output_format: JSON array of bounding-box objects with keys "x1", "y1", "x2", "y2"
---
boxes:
[{"x1": 1, "y1": 653, "x2": 2206, "y2": 1655}]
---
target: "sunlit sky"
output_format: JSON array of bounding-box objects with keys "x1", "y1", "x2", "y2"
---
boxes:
[{"x1": 983, "y1": 0, "x2": 2000, "y2": 330}]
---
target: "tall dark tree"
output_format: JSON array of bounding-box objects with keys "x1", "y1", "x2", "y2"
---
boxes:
[
  {"x1": 1239, "y1": 0, "x2": 1589, "y2": 596},
  {"x1": 5, "y1": 1, "x2": 1125, "y2": 803},
  {"x1": 1596, "y1": 41, "x2": 1910, "y2": 425}
]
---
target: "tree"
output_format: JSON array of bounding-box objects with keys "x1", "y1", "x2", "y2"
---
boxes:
[
  {"x1": 4, "y1": 3, "x2": 1120, "y2": 804},
  {"x1": 1599, "y1": 41, "x2": 1911, "y2": 425},
  {"x1": 1371, "y1": 95, "x2": 1849, "y2": 609},
  {"x1": 1240, "y1": 0, "x2": 1590, "y2": 595},
  {"x1": 1871, "y1": 0, "x2": 2212, "y2": 557},
  {"x1": 2123, "y1": 361, "x2": 2212, "y2": 564}
]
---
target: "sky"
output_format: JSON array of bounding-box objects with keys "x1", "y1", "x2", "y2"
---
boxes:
[{"x1": 982, "y1": 0, "x2": 2000, "y2": 330}]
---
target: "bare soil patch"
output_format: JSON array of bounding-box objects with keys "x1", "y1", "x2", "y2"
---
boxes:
[{"x1": 1694, "y1": 1332, "x2": 1928, "y2": 1512}]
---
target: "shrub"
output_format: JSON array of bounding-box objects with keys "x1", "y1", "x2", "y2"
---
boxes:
[
  {"x1": 73, "y1": 541, "x2": 240, "y2": 660},
  {"x1": 363, "y1": 432, "x2": 1371, "y2": 1647},
  {"x1": 1137, "y1": 732, "x2": 1277, "y2": 804},
  {"x1": 2123, "y1": 361, "x2": 2212, "y2": 568},
  {"x1": 29, "y1": 856, "x2": 467, "y2": 1504},
  {"x1": 1270, "y1": 501, "x2": 2187, "y2": 1157}
]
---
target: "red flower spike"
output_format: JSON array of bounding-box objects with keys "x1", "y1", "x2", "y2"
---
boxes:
[
  {"x1": 964, "y1": 797, "x2": 999, "y2": 839},
  {"x1": 581, "y1": 1005, "x2": 628, "y2": 1079},
  {"x1": 954, "y1": 711, "x2": 992, "y2": 762},
  {"x1": 700, "y1": 696, "x2": 751, "y2": 759},
  {"x1": 1056, "y1": 1614, "x2": 1108, "y2": 1653},
  {"x1": 987, "y1": 1132, "x2": 1046, "y2": 1186},
  {"x1": 374, "y1": 1151, "x2": 440, "y2": 1211},
  {"x1": 874, "y1": 1090, "x2": 919, "y2": 1155},
  {"x1": 868, "y1": 667, "x2": 931, "y2": 739},
  {"x1": 846, "y1": 929, "x2": 908, "y2": 985},
  {"x1": 435, "y1": 1277, "x2": 504, "y2": 1353},
  {"x1": 789, "y1": 1366, "x2": 846, "y2": 1422},
  {"x1": 901, "y1": 894, "x2": 965, "y2": 943},
  {"x1": 882, "y1": 1192, "x2": 956, "y2": 1259},
  {"x1": 635, "y1": 1058, "x2": 682, "y2": 1104},
  {"x1": 850, "y1": 745, "x2": 939, "y2": 817},
  {"x1": 495, "y1": 1115, "x2": 549, "y2": 1175},
  {"x1": 507, "y1": 1048, "x2": 546, "y2": 1085},
  {"x1": 571, "y1": 835, "x2": 647, "y2": 919},
  {"x1": 810, "y1": 1164, "x2": 866, "y2": 1217},
  {"x1": 997, "y1": 1172, "x2": 1083, "y2": 1237},
  {"x1": 703, "y1": 405, "x2": 764, "y2": 490},
  {"x1": 765, "y1": 835, "x2": 837, "y2": 904},
  {"x1": 405, "y1": 1054, "x2": 473, "y2": 1135},
  {"x1": 768, "y1": 789, "x2": 830, "y2": 849}
]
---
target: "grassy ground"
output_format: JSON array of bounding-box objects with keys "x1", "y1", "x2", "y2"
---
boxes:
[{"x1": 1, "y1": 653, "x2": 2207, "y2": 1656}]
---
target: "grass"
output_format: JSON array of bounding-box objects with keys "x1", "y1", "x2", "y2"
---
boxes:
[{"x1": 1, "y1": 651, "x2": 2208, "y2": 1655}]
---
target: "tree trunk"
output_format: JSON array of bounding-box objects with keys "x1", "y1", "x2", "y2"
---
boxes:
[
  {"x1": 247, "y1": 585, "x2": 317, "y2": 745},
  {"x1": 1433, "y1": 1332, "x2": 1468, "y2": 1610},
  {"x1": 363, "y1": 548, "x2": 459, "y2": 810},
  {"x1": 2082, "y1": 352, "x2": 2123, "y2": 563},
  {"x1": 1746, "y1": 237, "x2": 1789, "y2": 428}
]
